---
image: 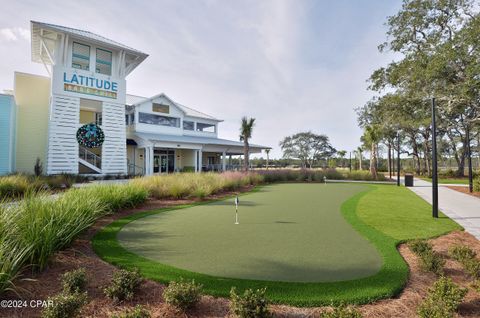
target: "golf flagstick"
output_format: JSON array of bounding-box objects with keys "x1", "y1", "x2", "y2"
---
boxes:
[{"x1": 235, "y1": 195, "x2": 239, "y2": 224}]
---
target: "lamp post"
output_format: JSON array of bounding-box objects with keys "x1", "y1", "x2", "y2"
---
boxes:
[
  {"x1": 466, "y1": 125, "x2": 473, "y2": 193},
  {"x1": 431, "y1": 97, "x2": 439, "y2": 218},
  {"x1": 397, "y1": 131, "x2": 401, "y2": 186},
  {"x1": 349, "y1": 151, "x2": 352, "y2": 172}
]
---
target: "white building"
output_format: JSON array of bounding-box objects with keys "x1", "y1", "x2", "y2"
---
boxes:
[{"x1": 0, "y1": 21, "x2": 269, "y2": 176}]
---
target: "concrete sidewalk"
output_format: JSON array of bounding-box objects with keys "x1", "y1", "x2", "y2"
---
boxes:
[{"x1": 408, "y1": 178, "x2": 480, "y2": 239}]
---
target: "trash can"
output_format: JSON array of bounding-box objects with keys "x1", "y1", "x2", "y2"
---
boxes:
[{"x1": 404, "y1": 174, "x2": 414, "y2": 187}]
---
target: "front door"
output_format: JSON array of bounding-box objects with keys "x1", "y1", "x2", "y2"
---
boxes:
[
  {"x1": 153, "y1": 155, "x2": 160, "y2": 173},
  {"x1": 160, "y1": 154, "x2": 168, "y2": 173}
]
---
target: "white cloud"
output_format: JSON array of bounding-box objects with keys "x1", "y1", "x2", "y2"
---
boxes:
[{"x1": 0, "y1": 27, "x2": 29, "y2": 42}]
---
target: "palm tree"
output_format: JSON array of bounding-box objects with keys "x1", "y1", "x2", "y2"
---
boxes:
[
  {"x1": 337, "y1": 150, "x2": 347, "y2": 168},
  {"x1": 356, "y1": 147, "x2": 363, "y2": 170},
  {"x1": 239, "y1": 117, "x2": 256, "y2": 171},
  {"x1": 361, "y1": 125, "x2": 381, "y2": 179}
]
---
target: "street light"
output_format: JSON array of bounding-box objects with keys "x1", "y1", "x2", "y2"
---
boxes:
[{"x1": 431, "y1": 97, "x2": 439, "y2": 218}]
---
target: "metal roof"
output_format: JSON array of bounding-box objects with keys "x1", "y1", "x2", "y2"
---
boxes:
[
  {"x1": 31, "y1": 21, "x2": 148, "y2": 74},
  {"x1": 134, "y1": 132, "x2": 269, "y2": 150},
  {"x1": 126, "y1": 93, "x2": 221, "y2": 121}
]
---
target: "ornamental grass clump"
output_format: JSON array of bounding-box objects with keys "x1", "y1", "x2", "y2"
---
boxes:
[
  {"x1": 16, "y1": 192, "x2": 105, "y2": 270},
  {"x1": 230, "y1": 287, "x2": 270, "y2": 318},
  {"x1": 104, "y1": 268, "x2": 142, "y2": 303},
  {"x1": 163, "y1": 279, "x2": 203, "y2": 311},
  {"x1": 417, "y1": 276, "x2": 467, "y2": 318},
  {"x1": 0, "y1": 175, "x2": 32, "y2": 200}
]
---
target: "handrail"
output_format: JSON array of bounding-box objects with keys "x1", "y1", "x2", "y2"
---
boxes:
[
  {"x1": 127, "y1": 163, "x2": 144, "y2": 176},
  {"x1": 79, "y1": 146, "x2": 102, "y2": 169}
]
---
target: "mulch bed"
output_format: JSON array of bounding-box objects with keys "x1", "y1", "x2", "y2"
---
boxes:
[
  {"x1": 447, "y1": 186, "x2": 480, "y2": 198},
  {"x1": 2, "y1": 187, "x2": 480, "y2": 317}
]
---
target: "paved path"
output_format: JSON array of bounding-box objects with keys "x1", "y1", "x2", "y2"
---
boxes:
[{"x1": 408, "y1": 178, "x2": 480, "y2": 239}]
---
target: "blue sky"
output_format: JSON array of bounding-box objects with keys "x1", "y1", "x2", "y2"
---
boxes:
[{"x1": 0, "y1": 0, "x2": 401, "y2": 158}]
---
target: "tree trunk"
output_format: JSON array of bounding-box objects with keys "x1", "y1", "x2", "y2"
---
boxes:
[
  {"x1": 359, "y1": 152, "x2": 363, "y2": 170},
  {"x1": 388, "y1": 144, "x2": 392, "y2": 179},
  {"x1": 370, "y1": 144, "x2": 378, "y2": 179},
  {"x1": 243, "y1": 139, "x2": 249, "y2": 171}
]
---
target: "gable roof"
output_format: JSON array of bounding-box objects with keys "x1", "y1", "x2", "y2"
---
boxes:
[
  {"x1": 31, "y1": 21, "x2": 148, "y2": 75},
  {"x1": 126, "y1": 93, "x2": 222, "y2": 122}
]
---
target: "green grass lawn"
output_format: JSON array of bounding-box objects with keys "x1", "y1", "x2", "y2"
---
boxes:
[
  {"x1": 419, "y1": 177, "x2": 469, "y2": 185},
  {"x1": 93, "y1": 183, "x2": 461, "y2": 306}
]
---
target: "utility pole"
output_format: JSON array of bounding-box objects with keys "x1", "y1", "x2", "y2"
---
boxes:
[{"x1": 431, "y1": 98, "x2": 439, "y2": 218}]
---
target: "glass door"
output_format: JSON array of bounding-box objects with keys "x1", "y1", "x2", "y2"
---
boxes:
[
  {"x1": 153, "y1": 155, "x2": 160, "y2": 173},
  {"x1": 160, "y1": 154, "x2": 168, "y2": 173}
]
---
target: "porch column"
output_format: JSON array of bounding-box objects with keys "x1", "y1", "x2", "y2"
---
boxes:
[
  {"x1": 146, "y1": 146, "x2": 154, "y2": 175},
  {"x1": 198, "y1": 149, "x2": 203, "y2": 172},
  {"x1": 222, "y1": 151, "x2": 226, "y2": 171},
  {"x1": 194, "y1": 150, "x2": 198, "y2": 172}
]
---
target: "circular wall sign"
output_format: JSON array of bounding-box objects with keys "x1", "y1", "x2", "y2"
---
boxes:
[{"x1": 76, "y1": 123, "x2": 105, "y2": 148}]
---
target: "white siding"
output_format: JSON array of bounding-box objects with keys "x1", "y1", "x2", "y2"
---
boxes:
[
  {"x1": 101, "y1": 101, "x2": 127, "y2": 174},
  {"x1": 47, "y1": 94, "x2": 80, "y2": 174}
]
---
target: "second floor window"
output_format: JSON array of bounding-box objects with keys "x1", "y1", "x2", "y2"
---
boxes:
[
  {"x1": 139, "y1": 112, "x2": 180, "y2": 128},
  {"x1": 72, "y1": 42, "x2": 90, "y2": 71},
  {"x1": 183, "y1": 121, "x2": 194, "y2": 130},
  {"x1": 96, "y1": 48, "x2": 112, "y2": 75}
]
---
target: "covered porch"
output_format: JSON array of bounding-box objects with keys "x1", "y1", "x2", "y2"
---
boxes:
[{"x1": 127, "y1": 133, "x2": 268, "y2": 175}]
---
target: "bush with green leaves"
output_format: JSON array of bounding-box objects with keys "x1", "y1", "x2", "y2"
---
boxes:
[
  {"x1": 417, "y1": 276, "x2": 467, "y2": 318},
  {"x1": 163, "y1": 279, "x2": 202, "y2": 311},
  {"x1": 408, "y1": 240, "x2": 433, "y2": 256},
  {"x1": 61, "y1": 268, "x2": 87, "y2": 294},
  {"x1": 420, "y1": 250, "x2": 445, "y2": 276},
  {"x1": 111, "y1": 305, "x2": 151, "y2": 318},
  {"x1": 320, "y1": 303, "x2": 363, "y2": 318},
  {"x1": 449, "y1": 245, "x2": 477, "y2": 262},
  {"x1": 409, "y1": 240, "x2": 444, "y2": 275},
  {"x1": 473, "y1": 177, "x2": 480, "y2": 192},
  {"x1": 448, "y1": 244, "x2": 480, "y2": 279},
  {"x1": 230, "y1": 287, "x2": 270, "y2": 318},
  {"x1": 104, "y1": 269, "x2": 142, "y2": 303},
  {"x1": 41, "y1": 291, "x2": 88, "y2": 318}
]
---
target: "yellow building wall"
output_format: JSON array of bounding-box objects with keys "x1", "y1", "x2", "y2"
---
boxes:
[
  {"x1": 14, "y1": 72, "x2": 50, "y2": 174},
  {"x1": 80, "y1": 110, "x2": 95, "y2": 124},
  {"x1": 180, "y1": 149, "x2": 196, "y2": 170},
  {"x1": 127, "y1": 145, "x2": 145, "y2": 174}
]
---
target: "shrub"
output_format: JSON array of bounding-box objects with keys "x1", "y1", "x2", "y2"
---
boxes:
[
  {"x1": 474, "y1": 177, "x2": 480, "y2": 192},
  {"x1": 420, "y1": 251, "x2": 445, "y2": 276},
  {"x1": 320, "y1": 303, "x2": 363, "y2": 318},
  {"x1": 344, "y1": 170, "x2": 386, "y2": 181},
  {"x1": 448, "y1": 244, "x2": 480, "y2": 279},
  {"x1": 104, "y1": 269, "x2": 142, "y2": 303},
  {"x1": 449, "y1": 245, "x2": 477, "y2": 262},
  {"x1": 111, "y1": 305, "x2": 151, "y2": 318},
  {"x1": 163, "y1": 279, "x2": 202, "y2": 311},
  {"x1": 61, "y1": 268, "x2": 87, "y2": 294},
  {"x1": 417, "y1": 276, "x2": 467, "y2": 318},
  {"x1": 230, "y1": 287, "x2": 270, "y2": 318},
  {"x1": 41, "y1": 291, "x2": 88, "y2": 318},
  {"x1": 408, "y1": 240, "x2": 433, "y2": 256}
]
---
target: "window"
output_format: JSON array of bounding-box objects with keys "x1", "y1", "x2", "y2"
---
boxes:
[
  {"x1": 152, "y1": 103, "x2": 169, "y2": 113},
  {"x1": 95, "y1": 112, "x2": 102, "y2": 126},
  {"x1": 139, "y1": 112, "x2": 180, "y2": 127},
  {"x1": 96, "y1": 48, "x2": 112, "y2": 75},
  {"x1": 130, "y1": 113, "x2": 135, "y2": 125},
  {"x1": 183, "y1": 120, "x2": 194, "y2": 130},
  {"x1": 72, "y1": 42, "x2": 90, "y2": 71},
  {"x1": 125, "y1": 113, "x2": 135, "y2": 125},
  {"x1": 196, "y1": 122, "x2": 215, "y2": 133}
]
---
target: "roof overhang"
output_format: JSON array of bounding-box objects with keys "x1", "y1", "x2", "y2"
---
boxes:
[{"x1": 31, "y1": 21, "x2": 148, "y2": 75}]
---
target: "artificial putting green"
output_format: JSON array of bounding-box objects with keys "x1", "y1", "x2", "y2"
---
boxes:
[
  {"x1": 93, "y1": 183, "x2": 461, "y2": 306},
  {"x1": 117, "y1": 183, "x2": 381, "y2": 282}
]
